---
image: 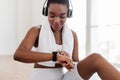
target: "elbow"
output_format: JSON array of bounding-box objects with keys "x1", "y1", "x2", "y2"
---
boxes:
[
  {"x1": 13, "y1": 52, "x2": 32, "y2": 63},
  {"x1": 13, "y1": 52, "x2": 21, "y2": 61},
  {"x1": 13, "y1": 54, "x2": 26, "y2": 63},
  {"x1": 72, "y1": 58, "x2": 79, "y2": 62},
  {"x1": 72, "y1": 57, "x2": 79, "y2": 62},
  {"x1": 13, "y1": 51, "x2": 25, "y2": 63}
]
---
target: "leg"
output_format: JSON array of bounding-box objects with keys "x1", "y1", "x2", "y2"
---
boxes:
[{"x1": 77, "y1": 53, "x2": 120, "y2": 80}]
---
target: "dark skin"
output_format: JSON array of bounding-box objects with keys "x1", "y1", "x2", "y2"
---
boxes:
[
  {"x1": 14, "y1": 3, "x2": 120, "y2": 80},
  {"x1": 14, "y1": 3, "x2": 78, "y2": 70},
  {"x1": 77, "y1": 53, "x2": 120, "y2": 80}
]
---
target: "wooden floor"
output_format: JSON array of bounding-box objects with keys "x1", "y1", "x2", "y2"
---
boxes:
[
  {"x1": 0, "y1": 56, "x2": 33, "y2": 80},
  {"x1": 0, "y1": 55, "x2": 101, "y2": 80},
  {"x1": 0, "y1": 56, "x2": 119, "y2": 80}
]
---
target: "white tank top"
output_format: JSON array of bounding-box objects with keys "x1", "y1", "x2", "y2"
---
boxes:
[
  {"x1": 56, "y1": 44, "x2": 62, "y2": 51},
  {"x1": 37, "y1": 44, "x2": 63, "y2": 66}
]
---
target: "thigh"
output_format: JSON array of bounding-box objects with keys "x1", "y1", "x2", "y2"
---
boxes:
[
  {"x1": 77, "y1": 53, "x2": 120, "y2": 80},
  {"x1": 77, "y1": 53, "x2": 103, "y2": 79}
]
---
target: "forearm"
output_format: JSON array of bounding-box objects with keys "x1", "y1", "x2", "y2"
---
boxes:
[{"x1": 14, "y1": 49, "x2": 52, "y2": 63}]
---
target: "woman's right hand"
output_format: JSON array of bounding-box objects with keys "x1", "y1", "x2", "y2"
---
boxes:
[{"x1": 57, "y1": 51, "x2": 74, "y2": 71}]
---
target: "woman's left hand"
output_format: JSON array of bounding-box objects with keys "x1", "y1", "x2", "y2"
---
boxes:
[{"x1": 58, "y1": 50, "x2": 70, "y2": 58}]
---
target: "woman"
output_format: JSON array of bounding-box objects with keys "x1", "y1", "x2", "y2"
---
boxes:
[{"x1": 14, "y1": 0, "x2": 120, "y2": 80}]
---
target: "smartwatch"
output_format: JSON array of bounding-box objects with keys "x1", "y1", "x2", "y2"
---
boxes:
[{"x1": 52, "y1": 51, "x2": 58, "y2": 61}]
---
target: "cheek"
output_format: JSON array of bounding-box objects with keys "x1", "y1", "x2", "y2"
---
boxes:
[
  {"x1": 61, "y1": 20, "x2": 65, "y2": 25},
  {"x1": 61, "y1": 18, "x2": 66, "y2": 24},
  {"x1": 48, "y1": 17, "x2": 52, "y2": 23}
]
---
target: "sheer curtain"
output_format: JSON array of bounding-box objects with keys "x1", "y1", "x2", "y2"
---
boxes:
[{"x1": 91, "y1": 0, "x2": 120, "y2": 64}]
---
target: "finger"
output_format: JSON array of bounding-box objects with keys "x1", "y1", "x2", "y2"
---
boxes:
[
  {"x1": 60, "y1": 51, "x2": 64, "y2": 55},
  {"x1": 61, "y1": 62, "x2": 68, "y2": 66},
  {"x1": 61, "y1": 52, "x2": 70, "y2": 57},
  {"x1": 64, "y1": 64, "x2": 73, "y2": 71}
]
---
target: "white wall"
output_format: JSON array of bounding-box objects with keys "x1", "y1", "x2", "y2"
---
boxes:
[
  {"x1": 16, "y1": 0, "x2": 32, "y2": 44},
  {"x1": 0, "y1": 0, "x2": 17, "y2": 55},
  {"x1": 31, "y1": 0, "x2": 46, "y2": 26},
  {"x1": 0, "y1": 0, "x2": 46, "y2": 55}
]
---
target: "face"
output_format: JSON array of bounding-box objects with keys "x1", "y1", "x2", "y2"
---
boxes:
[{"x1": 47, "y1": 3, "x2": 68, "y2": 31}]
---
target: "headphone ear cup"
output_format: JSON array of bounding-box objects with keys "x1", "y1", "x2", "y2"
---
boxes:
[
  {"x1": 67, "y1": 9, "x2": 72, "y2": 18},
  {"x1": 42, "y1": 7, "x2": 48, "y2": 16}
]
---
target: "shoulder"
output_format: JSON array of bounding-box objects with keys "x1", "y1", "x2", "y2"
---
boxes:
[
  {"x1": 24, "y1": 25, "x2": 41, "y2": 39},
  {"x1": 29, "y1": 25, "x2": 41, "y2": 32},
  {"x1": 27, "y1": 25, "x2": 41, "y2": 35}
]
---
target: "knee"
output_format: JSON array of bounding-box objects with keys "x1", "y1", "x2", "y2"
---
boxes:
[
  {"x1": 89, "y1": 53, "x2": 103, "y2": 59},
  {"x1": 78, "y1": 53, "x2": 103, "y2": 67},
  {"x1": 89, "y1": 53, "x2": 104, "y2": 63},
  {"x1": 76, "y1": 53, "x2": 103, "y2": 79},
  {"x1": 77, "y1": 53, "x2": 104, "y2": 68},
  {"x1": 89, "y1": 53, "x2": 104, "y2": 68}
]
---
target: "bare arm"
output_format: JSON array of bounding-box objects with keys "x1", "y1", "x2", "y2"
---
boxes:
[
  {"x1": 14, "y1": 27, "x2": 53, "y2": 63},
  {"x1": 71, "y1": 30, "x2": 79, "y2": 62}
]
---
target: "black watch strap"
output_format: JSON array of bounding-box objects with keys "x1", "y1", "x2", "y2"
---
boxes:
[{"x1": 52, "y1": 51, "x2": 58, "y2": 61}]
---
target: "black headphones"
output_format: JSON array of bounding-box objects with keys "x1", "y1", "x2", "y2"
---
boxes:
[{"x1": 42, "y1": 0, "x2": 73, "y2": 18}]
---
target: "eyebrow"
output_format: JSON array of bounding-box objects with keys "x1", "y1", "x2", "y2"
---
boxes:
[{"x1": 49, "y1": 12, "x2": 66, "y2": 15}]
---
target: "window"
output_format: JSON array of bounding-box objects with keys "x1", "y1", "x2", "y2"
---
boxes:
[{"x1": 91, "y1": 0, "x2": 120, "y2": 64}]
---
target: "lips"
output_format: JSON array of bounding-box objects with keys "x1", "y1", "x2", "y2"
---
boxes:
[{"x1": 53, "y1": 24, "x2": 60, "y2": 28}]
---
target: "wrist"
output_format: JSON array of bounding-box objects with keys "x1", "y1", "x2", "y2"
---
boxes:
[{"x1": 52, "y1": 51, "x2": 58, "y2": 61}]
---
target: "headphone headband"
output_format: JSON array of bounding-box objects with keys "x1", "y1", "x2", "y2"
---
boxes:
[{"x1": 42, "y1": 0, "x2": 73, "y2": 18}]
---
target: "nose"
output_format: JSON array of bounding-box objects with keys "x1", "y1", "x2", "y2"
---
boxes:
[{"x1": 54, "y1": 17, "x2": 60, "y2": 23}]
